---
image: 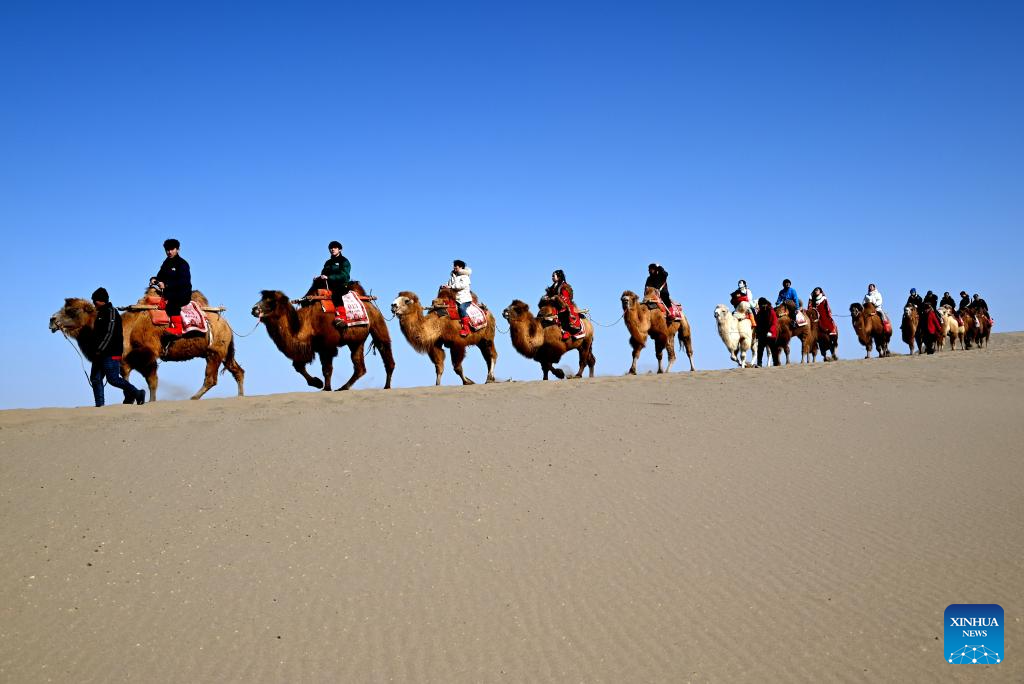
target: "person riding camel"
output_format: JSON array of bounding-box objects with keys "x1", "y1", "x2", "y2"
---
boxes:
[
  {"x1": 645, "y1": 263, "x2": 672, "y2": 324},
  {"x1": 905, "y1": 288, "x2": 923, "y2": 313},
  {"x1": 150, "y1": 238, "x2": 192, "y2": 337},
  {"x1": 924, "y1": 290, "x2": 939, "y2": 313},
  {"x1": 775, "y1": 279, "x2": 801, "y2": 329},
  {"x1": 445, "y1": 260, "x2": 473, "y2": 337},
  {"x1": 958, "y1": 291, "x2": 971, "y2": 312},
  {"x1": 809, "y1": 286, "x2": 838, "y2": 342},
  {"x1": 546, "y1": 269, "x2": 582, "y2": 340},
  {"x1": 863, "y1": 283, "x2": 889, "y2": 329},
  {"x1": 940, "y1": 291, "x2": 956, "y2": 310},
  {"x1": 730, "y1": 280, "x2": 754, "y2": 313},
  {"x1": 971, "y1": 294, "x2": 989, "y2": 315},
  {"x1": 303, "y1": 240, "x2": 352, "y2": 328}
]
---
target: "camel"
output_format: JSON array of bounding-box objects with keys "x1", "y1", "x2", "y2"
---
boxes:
[
  {"x1": 900, "y1": 305, "x2": 920, "y2": 355},
  {"x1": 620, "y1": 288, "x2": 695, "y2": 374},
  {"x1": 969, "y1": 310, "x2": 992, "y2": 349},
  {"x1": 251, "y1": 283, "x2": 395, "y2": 391},
  {"x1": 50, "y1": 289, "x2": 245, "y2": 401},
  {"x1": 502, "y1": 299, "x2": 595, "y2": 379},
  {"x1": 714, "y1": 303, "x2": 755, "y2": 368},
  {"x1": 849, "y1": 302, "x2": 892, "y2": 358},
  {"x1": 959, "y1": 308, "x2": 976, "y2": 349},
  {"x1": 391, "y1": 290, "x2": 498, "y2": 385},
  {"x1": 938, "y1": 305, "x2": 964, "y2": 351},
  {"x1": 806, "y1": 306, "x2": 839, "y2": 362},
  {"x1": 772, "y1": 304, "x2": 803, "y2": 365}
]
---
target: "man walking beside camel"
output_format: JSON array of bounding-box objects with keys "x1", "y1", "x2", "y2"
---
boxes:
[{"x1": 87, "y1": 288, "x2": 145, "y2": 407}]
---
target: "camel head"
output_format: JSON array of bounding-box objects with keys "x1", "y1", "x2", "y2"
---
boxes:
[
  {"x1": 774, "y1": 303, "x2": 789, "y2": 318},
  {"x1": 620, "y1": 290, "x2": 638, "y2": 311},
  {"x1": 251, "y1": 290, "x2": 289, "y2": 319},
  {"x1": 713, "y1": 304, "x2": 730, "y2": 322},
  {"x1": 502, "y1": 300, "x2": 531, "y2": 321},
  {"x1": 391, "y1": 292, "x2": 421, "y2": 317},
  {"x1": 50, "y1": 298, "x2": 96, "y2": 335},
  {"x1": 849, "y1": 302, "x2": 864, "y2": 320}
]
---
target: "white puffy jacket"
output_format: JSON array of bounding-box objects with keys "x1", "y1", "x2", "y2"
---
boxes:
[
  {"x1": 863, "y1": 289, "x2": 883, "y2": 310},
  {"x1": 446, "y1": 267, "x2": 473, "y2": 304}
]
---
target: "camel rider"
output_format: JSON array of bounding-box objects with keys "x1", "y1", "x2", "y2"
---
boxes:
[
  {"x1": 905, "y1": 288, "x2": 923, "y2": 312},
  {"x1": 809, "y1": 287, "x2": 838, "y2": 340},
  {"x1": 546, "y1": 269, "x2": 582, "y2": 340},
  {"x1": 863, "y1": 283, "x2": 888, "y2": 327},
  {"x1": 775, "y1": 279, "x2": 801, "y2": 313},
  {"x1": 306, "y1": 240, "x2": 351, "y2": 307},
  {"x1": 446, "y1": 260, "x2": 473, "y2": 337},
  {"x1": 150, "y1": 238, "x2": 192, "y2": 337},
  {"x1": 971, "y1": 294, "x2": 989, "y2": 314},
  {"x1": 958, "y1": 291, "x2": 971, "y2": 312},
  {"x1": 924, "y1": 290, "x2": 939, "y2": 312},
  {"x1": 645, "y1": 263, "x2": 672, "y2": 323},
  {"x1": 88, "y1": 288, "x2": 145, "y2": 407},
  {"x1": 940, "y1": 291, "x2": 956, "y2": 310},
  {"x1": 730, "y1": 280, "x2": 754, "y2": 313}
]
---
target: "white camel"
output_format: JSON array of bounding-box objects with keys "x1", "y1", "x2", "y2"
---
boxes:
[
  {"x1": 714, "y1": 303, "x2": 756, "y2": 368},
  {"x1": 939, "y1": 305, "x2": 965, "y2": 351}
]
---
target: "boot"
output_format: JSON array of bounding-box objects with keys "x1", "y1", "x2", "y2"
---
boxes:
[
  {"x1": 165, "y1": 315, "x2": 183, "y2": 336},
  {"x1": 333, "y1": 310, "x2": 348, "y2": 329},
  {"x1": 459, "y1": 316, "x2": 471, "y2": 337}
]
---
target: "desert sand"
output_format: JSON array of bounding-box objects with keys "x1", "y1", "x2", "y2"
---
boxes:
[{"x1": 2, "y1": 333, "x2": 1022, "y2": 682}]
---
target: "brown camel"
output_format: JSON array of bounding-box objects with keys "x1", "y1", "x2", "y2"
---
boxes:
[
  {"x1": 502, "y1": 299, "x2": 595, "y2": 379},
  {"x1": 390, "y1": 290, "x2": 498, "y2": 385},
  {"x1": 620, "y1": 288, "x2": 694, "y2": 373},
  {"x1": 251, "y1": 283, "x2": 395, "y2": 391},
  {"x1": 849, "y1": 302, "x2": 892, "y2": 358},
  {"x1": 50, "y1": 289, "x2": 245, "y2": 401},
  {"x1": 959, "y1": 308, "x2": 975, "y2": 349},
  {"x1": 969, "y1": 310, "x2": 992, "y2": 349},
  {"x1": 785, "y1": 308, "x2": 818, "y2": 363},
  {"x1": 806, "y1": 307, "x2": 839, "y2": 362},
  {"x1": 772, "y1": 304, "x2": 800, "y2": 365},
  {"x1": 900, "y1": 305, "x2": 920, "y2": 355}
]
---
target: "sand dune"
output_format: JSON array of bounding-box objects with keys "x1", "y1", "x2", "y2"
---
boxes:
[{"x1": 1, "y1": 334, "x2": 1022, "y2": 682}]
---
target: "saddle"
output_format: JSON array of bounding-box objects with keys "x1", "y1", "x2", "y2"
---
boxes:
[
  {"x1": 436, "y1": 298, "x2": 488, "y2": 331},
  {"x1": 644, "y1": 298, "x2": 683, "y2": 321}
]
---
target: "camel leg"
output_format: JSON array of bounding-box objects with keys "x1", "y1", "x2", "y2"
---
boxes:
[
  {"x1": 138, "y1": 362, "x2": 158, "y2": 402},
  {"x1": 293, "y1": 359, "x2": 325, "y2": 390},
  {"x1": 191, "y1": 355, "x2": 221, "y2": 400},
  {"x1": 427, "y1": 345, "x2": 446, "y2": 385},
  {"x1": 478, "y1": 340, "x2": 497, "y2": 383},
  {"x1": 221, "y1": 355, "x2": 245, "y2": 396},
  {"x1": 574, "y1": 344, "x2": 591, "y2": 378},
  {"x1": 450, "y1": 344, "x2": 474, "y2": 385},
  {"x1": 654, "y1": 338, "x2": 667, "y2": 373},
  {"x1": 627, "y1": 339, "x2": 642, "y2": 375},
  {"x1": 549, "y1": 359, "x2": 566, "y2": 380},
  {"x1": 664, "y1": 337, "x2": 677, "y2": 373},
  {"x1": 336, "y1": 341, "x2": 367, "y2": 391}
]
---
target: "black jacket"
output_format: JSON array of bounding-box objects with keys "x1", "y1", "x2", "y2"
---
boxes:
[
  {"x1": 92, "y1": 303, "x2": 124, "y2": 360},
  {"x1": 940, "y1": 295, "x2": 956, "y2": 310},
  {"x1": 958, "y1": 295, "x2": 971, "y2": 311},
  {"x1": 155, "y1": 255, "x2": 192, "y2": 305},
  {"x1": 906, "y1": 293, "x2": 923, "y2": 310}
]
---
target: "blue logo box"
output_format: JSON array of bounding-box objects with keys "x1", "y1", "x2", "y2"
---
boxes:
[{"x1": 945, "y1": 604, "x2": 1003, "y2": 664}]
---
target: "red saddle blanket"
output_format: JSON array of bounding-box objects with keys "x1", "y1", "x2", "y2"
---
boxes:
[
  {"x1": 442, "y1": 300, "x2": 487, "y2": 331},
  {"x1": 180, "y1": 301, "x2": 208, "y2": 335},
  {"x1": 337, "y1": 291, "x2": 370, "y2": 326},
  {"x1": 646, "y1": 299, "x2": 684, "y2": 321}
]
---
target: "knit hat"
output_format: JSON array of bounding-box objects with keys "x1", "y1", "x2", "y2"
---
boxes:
[
  {"x1": 328, "y1": 240, "x2": 342, "y2": 250},
  {"x1": 163, "y1": 238, "x2": 180, "y2": 250},
  {"x1": 92, "y1": 287, "x2": 109, "y2": 302}
]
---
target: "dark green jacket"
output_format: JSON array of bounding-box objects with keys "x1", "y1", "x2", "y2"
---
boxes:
[{"x1": 321, "y1": 255, "x2": 351, "y2": 288}]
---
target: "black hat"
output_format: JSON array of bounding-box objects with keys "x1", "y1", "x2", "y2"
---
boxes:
[
  {"x1": 328, "y1": 240, "x2": 342, "y2": 250},
  {"x1": 92, "y1": 287, "x2": 109, "y2": 302},
  {"x1": 163, "y1": 238, "x2": 180, "y2": 250}
]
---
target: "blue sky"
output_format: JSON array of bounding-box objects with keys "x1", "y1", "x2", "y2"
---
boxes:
[{"x1": 2, "y1": 1, "x2": 1021, "y2": 408}]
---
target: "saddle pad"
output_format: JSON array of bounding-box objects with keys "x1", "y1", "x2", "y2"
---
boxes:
[
  {"x1": 340, "y1": 291, "x2": 370, "y2": 326},
  {"x1": 181, "y1": 301, "x2": 208, "y2": 334},
  {"x1": 669, "y1": 302, "x2": 683, "y2": 321},
  {"x1": 466, "y1": 302, "x2": 487, "y2": 331},
  {"x1": 149, "y1": 309, "x2": 170, "y2": 326},
  {"x1": 794, "y1": 310, "x2": 808, "y2": 327}
]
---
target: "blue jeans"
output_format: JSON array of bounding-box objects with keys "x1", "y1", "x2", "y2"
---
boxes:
[
  {"x1": 91, "y1": 356, "x2": 139, "y2": 407},
  {"x1": 457, "y1": 301, "x2": 471, "y2": 318}
]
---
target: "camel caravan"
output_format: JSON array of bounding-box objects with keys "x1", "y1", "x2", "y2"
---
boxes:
[{"x1": 50, "y1": 239, "x2": 997, "y2": 406}]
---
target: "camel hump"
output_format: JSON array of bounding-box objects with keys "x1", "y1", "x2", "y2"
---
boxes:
[{"x1": 191, "y1": 290, "x2": 210, "y2": 306}]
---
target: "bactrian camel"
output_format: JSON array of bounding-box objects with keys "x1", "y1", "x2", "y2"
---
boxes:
[
  {"x1": 713, "y1": 303, "x2": 755, "y2": 368},
  {"x1": 251, "y1": 284, "x2": 395, "y2": 391},
  {"x1": 391, "y1": 290, "x2": 498, "y2": 385},
  {"x1": 50, "y1": 289, "x2": 245, "y2": 400},
  {"x1": 502, "y1": 299, "x2": 595, "y2": 380},
  {"x1": 849, "y1": 302, "x2": 892, "y2": 358},
  {"x1": 621, "y1": 288, "x2": 694, "y2": 374}
]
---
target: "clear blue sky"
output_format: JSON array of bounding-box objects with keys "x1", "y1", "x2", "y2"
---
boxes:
[{"x1": 2, "y1": 1, "x2": 1021, "y2": 408}]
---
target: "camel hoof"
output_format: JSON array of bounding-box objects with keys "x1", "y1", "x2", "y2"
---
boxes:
[
  {"x1": 335, "y1": 386, "x2": 351, "y2": 392},
  {"x1": 462, "y1": 378, "x2": 476, "y2": 385},
  {"x1": 309, "y1": 378, "x2": 325, "y2": 389},
  {"x1": 552, "y1": 369, "x2": 566, "y2": 379}
]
